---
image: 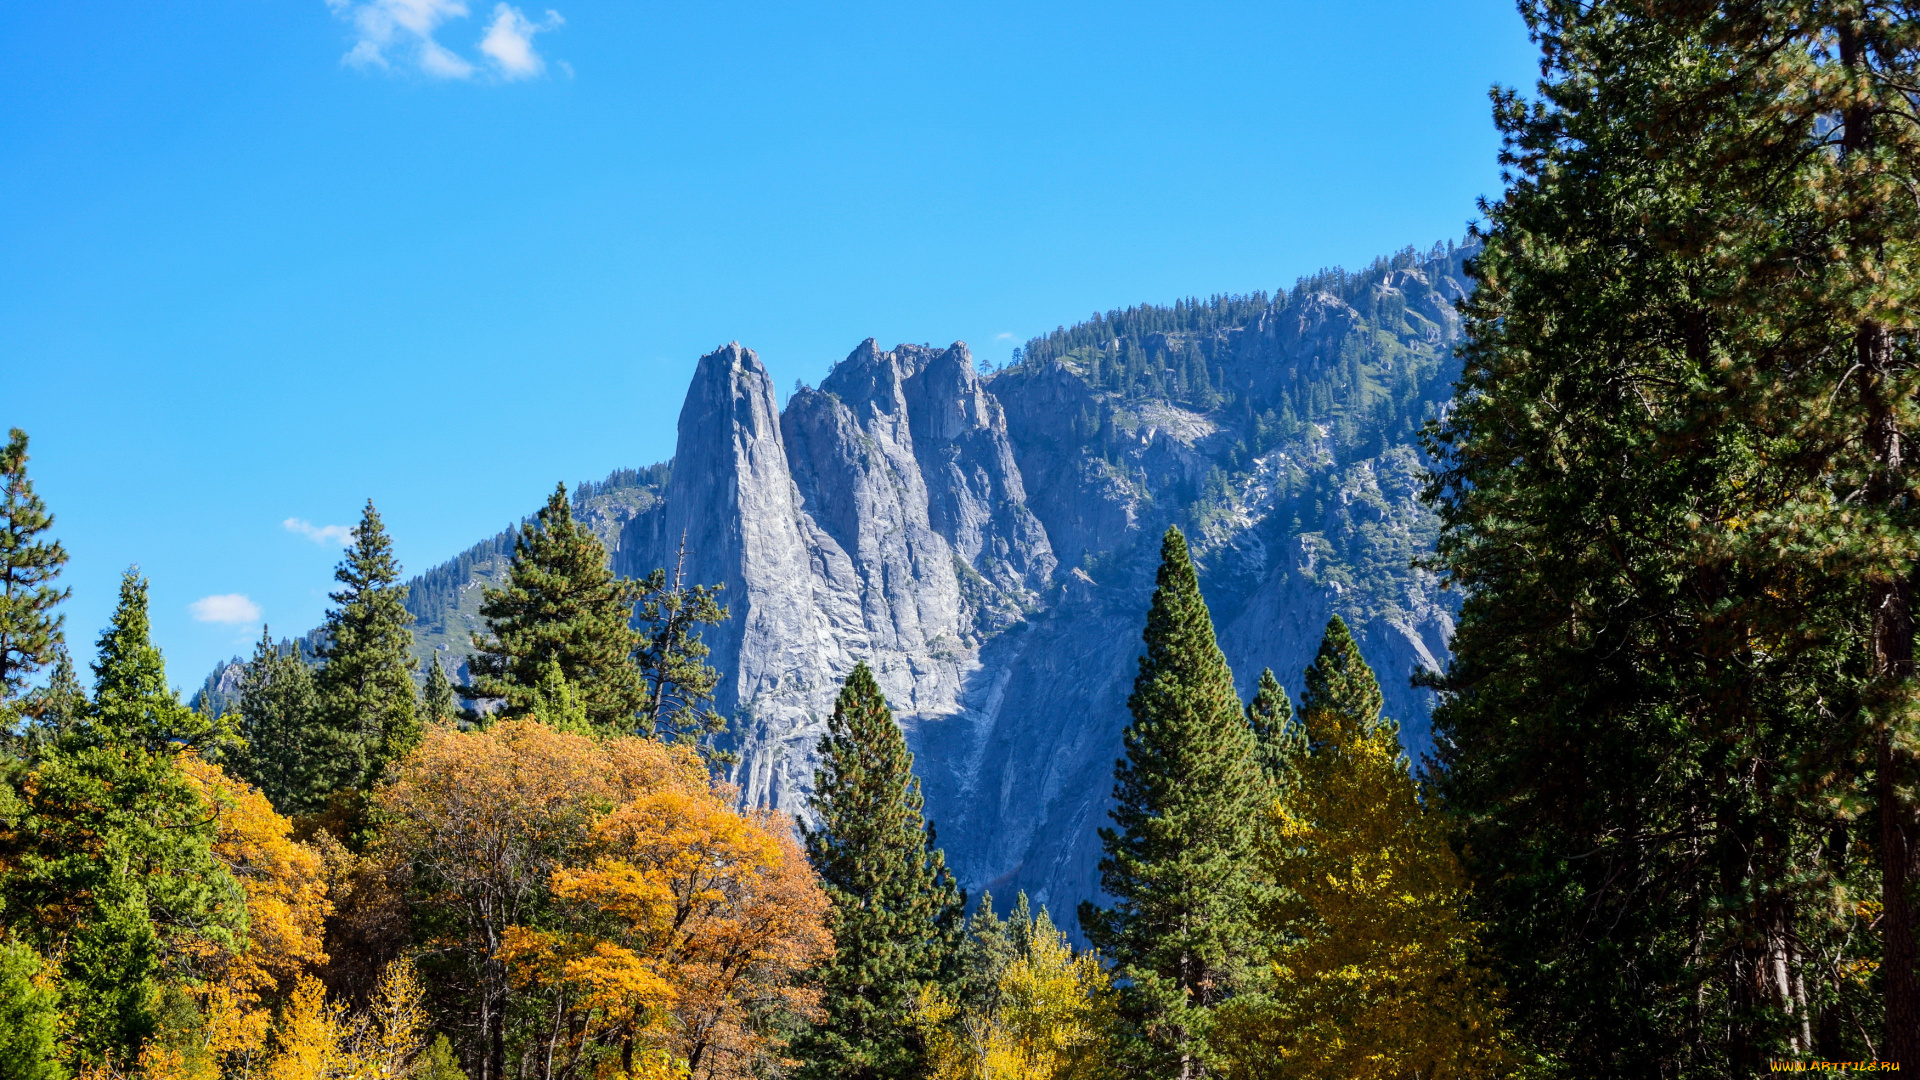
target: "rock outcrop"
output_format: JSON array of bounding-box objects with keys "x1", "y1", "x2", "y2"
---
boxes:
[
  {"x1": 216, "y1": 246, "x2": 1474, "y2": 927},
  {"x1": 604, "y1": 249, "x2": 1468, "y2": 919}
]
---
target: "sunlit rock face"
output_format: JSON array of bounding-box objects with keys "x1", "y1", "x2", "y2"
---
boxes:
[{"x1": 615, "y1": 252, "x2": 1468, "y2": 924}]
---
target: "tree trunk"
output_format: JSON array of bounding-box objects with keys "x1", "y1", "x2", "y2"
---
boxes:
[
  {"x1": 1863, "y1": 316, "x2": 1920, "y2": 1064},
  {"x1": 1840, "y1": 20, "x2": 1920, "y2": 1059}
]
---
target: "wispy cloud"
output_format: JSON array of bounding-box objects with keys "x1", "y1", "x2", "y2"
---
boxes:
[
  {"x1": 284, "y1": 518, "x2": 354, "y2": 546},
  {"x1": 994, "y1": 332, "x2": 1017, "y2": 341},
  {"x1": 480, "y1": 5, "x2": 563, "y2": 79},
  {"x1": 326, "y1": 0, "x2": 562, "y2": 79},
  {"x1": 190, "y1": 594, "x2": 263, "y2": 625}
]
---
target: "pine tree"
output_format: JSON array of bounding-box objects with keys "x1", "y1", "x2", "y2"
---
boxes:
[
  {"x1": 10, "y1": 647, "x2": 84, "y2": 758},
  {"x1": 0, "y1": 430, "x2": 69, "y2": 711},
  {"x1": 1243, "y1": 668, "x2": 1294, "y2": 783},
  {"x1": 634, "y1": 537, "x2": 730, "y2": 749},
  {"x1": 230, "y1": 627, "x2": 324, "y2": 815},
  {"x1": 1078, "y1": 527, "x2": 1264, "y2": 1079},
  {"x1": 800, "y1": 662, "x2": 964, "y2": 1080},
  {"x1": 1424, "y1": 4, "x2": 1902, "y2": 1068},
  {"x1": 955, "y1": 891, "x2": 1034, "y2": 1014},
  {"x1": 315, "y1": 501, "x2": 418, "y2": 793},
  {"x1": 420, "y1": 655, "x2": 457, "y2": 726},
  {"x1": 0, "y1": 571, "x2": 244, "y2": 1064},
  {"x1": 467, "y1": 484, "x2": 648, "y2": 731}
]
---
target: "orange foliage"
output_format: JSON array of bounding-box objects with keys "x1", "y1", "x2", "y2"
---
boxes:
[
  {"x1": 514, "y1": 792, "x2": 833, "y2": 1080},
  {"x1": 376, "y1": 721, "x2": 720, "y2": 1079},
  {"x1": 180, "y1": 755, "x2": 332, "y2": 997},
  {"x1": 380, "y1": 721, "x2": 831, "y2": 1080}
]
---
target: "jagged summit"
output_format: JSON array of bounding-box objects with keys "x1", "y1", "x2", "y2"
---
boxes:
[{"x1": 201, "y1": 242, "x2": 1470, "y2": 924}]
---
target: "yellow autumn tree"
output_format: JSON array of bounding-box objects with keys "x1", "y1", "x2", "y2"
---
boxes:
[
  {"x1": 113, "y1": 756, "x2": 336, "y2": 1080},
  {"x1": 917, "y1": 908, "x2": 1116, "y2": 1080},
  {"x1": 499, "y1": 756, "x2": 832, "y2": 1079},
  {"x1": 378, "y1": 717, "x2": 826, "y2": 1080},
  {"x1": 1211, "y1": 618, "x2": 1510, "y2": 1080}
]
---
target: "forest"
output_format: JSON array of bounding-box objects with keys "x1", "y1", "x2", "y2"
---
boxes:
[{"x1": 6, "y1": 2, "x2": 1920, "y2": 1076}]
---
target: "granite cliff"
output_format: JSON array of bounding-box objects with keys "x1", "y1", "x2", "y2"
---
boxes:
[{"x1": 202, "y1": 242, "x2": 1470, "y2": 923}]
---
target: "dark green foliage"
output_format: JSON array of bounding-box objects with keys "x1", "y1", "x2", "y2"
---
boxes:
[
  {"x1": 229, "y1": 627, "x2": 324, "y2": 815},
  {"x1": 1243, "y1": 668, "x2": 1294, "y2": 783},
  {"x1": 1298, "y1": 619, "x2": 1381, "y2": 747},
  {"x1": 1079, "y1": 527, "x2": 1264, "y2": 1076},
  {"x1": 0, "y1": 572, "x2": 244, "y2": 1066},
  {"x1": 1423, "y1": 4, "x2": 1911, "y2": 1069},
  {"x1": 421, "y1": 654, "x2": 457, "y2": 726},
  {"x1": 954, "y1": 891, "x2": 1034, "y2": 1014},
  {"x1": 634, "y1": 539, "x2": 729, "y2": 750},
  {"x1": 0, "y1": 430, "x2": 68, "y2": 711},
  {"x1": 467, "y1": 484, "x2": 649, "y2": 732},
  {"x1": 1010, "y1": 247, "x2": 1468, "y2": 466},
  {"x1": 315, "y1": 501, "x2": 419, "y2": 792},
  {"x1": 0, "y1": 938, "x2": 64, "y2": 1080},
  {"x1": 800, "y1": 662, "x2": 964, "y2": 1080},
  {"x1": 12, "y1": 650, "x2": 84, "y2": 758}
]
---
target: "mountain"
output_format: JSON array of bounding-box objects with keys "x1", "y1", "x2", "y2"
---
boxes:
[{"x1": 202, "y1": 240, "x2": 1471, "y2": 922}]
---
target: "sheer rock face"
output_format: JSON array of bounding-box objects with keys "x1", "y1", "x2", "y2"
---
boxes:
[
  {"x1": 615, "y1": 339, "x2": 1056, "y2": 818},
  {"x1": 618, "y1": 279, "x2": 1461, "y2": 920}
]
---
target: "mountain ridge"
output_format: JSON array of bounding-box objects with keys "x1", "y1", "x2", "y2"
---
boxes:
[{"x1": 199, "y1": 239, "x2": 1471, "y2": 921}]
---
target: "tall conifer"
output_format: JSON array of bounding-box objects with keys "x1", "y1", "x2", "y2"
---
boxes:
[
  {"x1": 800, "y1": 662, "x2": 964, "y2": 1080},
  {"x1": 467, "y1": 484, "x2": 648, "y2": 731},
  {"x1": 0, "y1": 571, "x2": 243, "y2": 1064},
  {"x1": 315, "y1": 501, "x2": 418, "y2": 792},
  {"x1": 633, "y1": 537, "x2": 730, "y2": 748},
  {"x1": 421, "y1": 654, "x2": 457, "y2": 726},
  {"x1": 0, "y1": 430, "x2": 69, "y2": 710},
  {"x1": 1079, "y1": 526, "x2": 1264, "y2": 1078},
  {"x1": 1244, "y1": 668, "x2": 1294, "y2": 783},
  {"x1": 230, "y1": 627, "x2": 324, "y2": 814},
  {"x1": 1426, "y1": 4, "x2": 1908, "y2": 1067}
]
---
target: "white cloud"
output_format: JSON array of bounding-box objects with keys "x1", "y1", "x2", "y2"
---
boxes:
[
  {"x1": 327, "y1": 0, "x2": 475, "y2": 77},
  {"x1": 480, "y1": 5, "x2": 562, "y2": 79},
  {"x1": 190, "y1": 594, "x2": 263, "y2": 625},
  {"x1": 327, "y1": 0, "x2": 561, "y2": 80},
  {"x1": 283, "y1": 518, "x2": 354, "y2": 546},
  {"x1": 994, "y1": 332, "x2": 1017, "y2": 341}
]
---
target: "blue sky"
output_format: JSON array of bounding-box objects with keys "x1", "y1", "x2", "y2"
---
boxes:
[{"x1": 2, "y1": 0, "x2": 1537, "y2": 691}]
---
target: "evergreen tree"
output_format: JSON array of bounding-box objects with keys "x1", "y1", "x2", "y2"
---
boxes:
[
  {"x1": 1424, "y1": 3, "x2": 1912, "y2": 1067},
  {"x1": 0, "y1": 571, "x2": 244, "y2": 1065},
  {"x1": 0, "y1": 938, "x2": 64, "y2": 1080},
  {"x1": 955, "y1": 891, "x2": 1034, "y2": 1014},
  {"x1": 420, "y1": 654, "x2": 457, "y2": 726},
  {"x1": 315, "y1": 501, "x2": 418, "y2": 792},
  {"x1": 634, "y1": 537, "x2": 730, "y2": 750},
  {"x1": 1212, "y1": 619, "x2": 1508, "y2": 1078},
  {"x1": 466, "y1": 484, "x2": 648, "y2": 731},
  {"x1": 1243, "y1": 668, "x2": 1294, "y2": 783},
  {"x1": 229, "y1": 627, "x2": 324, "y2": 815},
  {"x1": 0, "y1": 430, "x2": 69, "y2": 712},
  {"x1": 799, "y1": 662, "x2": 964, "y2": 1080},
  {"x1": 1079, "y1": 527, "x2": 1265, "y2": 1079}
]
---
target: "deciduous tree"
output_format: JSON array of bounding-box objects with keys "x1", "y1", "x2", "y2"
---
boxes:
[{"x1": 1211, "y1": 619, "x2": 1508, "y2": 1079}]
